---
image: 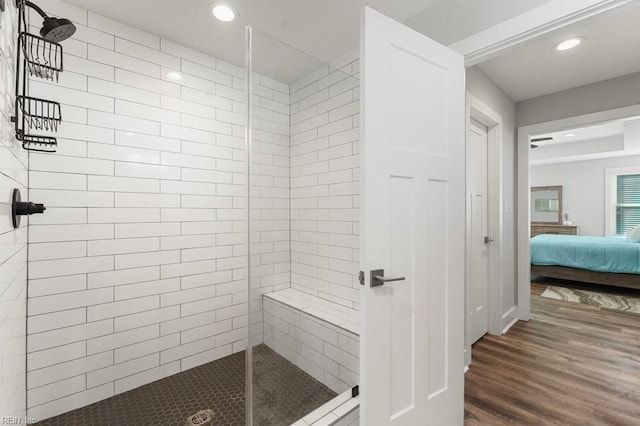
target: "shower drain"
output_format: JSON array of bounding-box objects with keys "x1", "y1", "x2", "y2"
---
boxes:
[{"x1": 186, "y1": 409, "x2": 215, "y2": 425}]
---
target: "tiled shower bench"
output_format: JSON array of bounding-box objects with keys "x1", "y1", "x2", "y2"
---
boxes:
[{"x1": 263, "y1": 288, "x2": 360, "y2": 425}]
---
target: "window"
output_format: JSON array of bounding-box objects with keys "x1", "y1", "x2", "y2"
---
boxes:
[
  {"x1": 606, "y1": 167, "x2": 640, "y2": 236},
  {"x1": 616, "y1": 174, "x2": 640, "y2": 235}
]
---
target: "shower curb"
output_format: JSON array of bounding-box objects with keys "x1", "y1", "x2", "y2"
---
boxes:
[{"x1": 291, "y1": 389, "x2": 359, "y2": 426}]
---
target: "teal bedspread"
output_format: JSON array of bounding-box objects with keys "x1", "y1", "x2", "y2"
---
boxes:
[{"x1": 531, "y1": 235, "x2": 640, "y2": 274}]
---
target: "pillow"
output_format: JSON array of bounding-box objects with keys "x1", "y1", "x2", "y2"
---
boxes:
[{"x1": 627, "y1": 225, "x2": 640, "y2": 243}]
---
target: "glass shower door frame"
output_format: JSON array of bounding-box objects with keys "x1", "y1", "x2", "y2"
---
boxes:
[{"x1": 244, "y1": 24, "x2": 254, "y2": 426}]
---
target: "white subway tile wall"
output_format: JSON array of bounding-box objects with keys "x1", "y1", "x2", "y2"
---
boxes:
[
  {"x1": 25, "y1": 0, "x2": 289, "y2": 420},
  {"x1": 0, "y1": 2, "x2": 28, "y2": 421},
  {"x1": 289, "y1": 59, "x2": 360, "y2": 309},
  {"x1": 263, "y1": 293, "x2": 359, "y2": 394},
  {"x1": 248, "y1": 67, "x2": 292, "y2": 344}
]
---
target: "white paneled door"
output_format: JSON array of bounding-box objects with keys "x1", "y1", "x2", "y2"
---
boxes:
[
  {"x1": 360, "y1": 7, "x2": 465, "y2": 425},
  {"x1": 468, "y1": 121, "x2": 489, "y2": 345}
]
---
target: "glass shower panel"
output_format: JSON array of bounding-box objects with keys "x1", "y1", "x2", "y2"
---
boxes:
[{"x1": 246, "y1": 27, "x2": 360, "y2": 425}]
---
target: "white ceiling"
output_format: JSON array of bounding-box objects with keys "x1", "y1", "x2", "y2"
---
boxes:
[
  {"x1": 478, "y1": 4, "x2": 640, "y2": 102},
  {"x1": 60, "y1": 0, "x2": 551, "y2": 83},
  {"x1": 61, "y1": 0, "x2": 439, "y2": 82},
  {"x1": 54, "y1": 1, "x2": 640, "y2": 97},
  {"x1": 405, "y1": 0, "x2": 553, "y2": 46},
  {"x1": 529, "y1": 117, "x2": 640, "y2": 165},
  {"x1": 532, "y1": 121, "x2": 624, "y2": 147}
]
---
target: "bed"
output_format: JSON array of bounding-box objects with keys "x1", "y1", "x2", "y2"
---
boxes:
[{"x1": 530, "y1": 234, "x2": 640, "y2": 289}]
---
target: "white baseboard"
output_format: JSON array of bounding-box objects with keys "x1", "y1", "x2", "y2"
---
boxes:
[{"x1": 501, "y1": 305, "x2": 518, "y2": 334}]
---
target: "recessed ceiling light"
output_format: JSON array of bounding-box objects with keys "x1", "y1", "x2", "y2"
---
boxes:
[
  {"x1": 166, "y1": 71, "x2": 183, "y2": 81},
  {"x1": 211, "y1": 4, "x2": 236, "y2": 22},
  {"x1": 565, "y1": 133, "x2": 576, "y2": 137},
  {"x1": 554, "y1": 37, "x2": 584, "y2": 51}
]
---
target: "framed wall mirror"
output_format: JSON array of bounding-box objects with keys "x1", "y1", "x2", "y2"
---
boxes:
[{"x1": 531, "y1": 185, "x2": 563, "y2": 224}]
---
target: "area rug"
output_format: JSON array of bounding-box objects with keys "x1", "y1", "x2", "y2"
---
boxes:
[{"x1": 541, "y1": 286, "x2": 640, "y2": 314}]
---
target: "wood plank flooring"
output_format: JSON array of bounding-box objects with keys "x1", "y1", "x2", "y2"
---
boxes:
[{"x1": 464, "y1": 281, "x2": 640, "y2": 425}]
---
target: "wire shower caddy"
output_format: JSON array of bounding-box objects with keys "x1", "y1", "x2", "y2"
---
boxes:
[{"x1": 12, "y1": 0, "x2": 64, "y2": 152}]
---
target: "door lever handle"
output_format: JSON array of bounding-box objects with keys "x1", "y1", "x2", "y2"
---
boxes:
[
  {"x1": 484, "y1": 236, "x2": 494, "y2": 244},
  {"x1": 370, "y1": 269, "x2": 405, "y2": 287}
]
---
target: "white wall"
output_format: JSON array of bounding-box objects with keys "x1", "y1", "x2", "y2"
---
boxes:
[
  {"x1": 466, "y1": 66, "x2": 517, "y2": 327},
  {"x1": 289, "y1": 56, "x2": 360, "y2": 309},
  {"x1": 0, "y1": 2, "x2": 28, "y2": 422},
  {"x1": 532, "y1": 154, "x2": 640, "y2": 236},
  {"x1": 517, "y1": 71, "x2": 640, "y2": 127},
  {"x1": 26, "y1": 0, "x2": 289, "y2": 420}
]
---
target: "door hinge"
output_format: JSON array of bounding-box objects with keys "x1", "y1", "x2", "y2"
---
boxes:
[{"x1": 358, "y1": 271, "x2": 364, "y2": 286}]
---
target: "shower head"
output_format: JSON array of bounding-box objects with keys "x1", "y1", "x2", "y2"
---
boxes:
[
  {"x1": 40, "y1": 16, "x2": 76, "y2": 42},
  {"x1": 24, "y1": 1, "x2": 76, "y2": 42}
]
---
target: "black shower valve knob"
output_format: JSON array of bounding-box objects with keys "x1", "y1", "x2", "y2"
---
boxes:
[
  {"x1": 11, "y1": 188, "x2": 46, "y2": 228},
  {"x1": 16, "y1": 200, "x2": 46, "y2": 215}
]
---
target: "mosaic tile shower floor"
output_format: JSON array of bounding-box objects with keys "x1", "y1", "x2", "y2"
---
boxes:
[{"x1": 37, "y1": 345, "x2": 337, "y2": 426}]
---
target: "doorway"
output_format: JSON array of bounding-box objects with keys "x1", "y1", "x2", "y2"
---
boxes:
[
  {"x1": 465, "y1": 94, "x2": 504, "y2": 366},
  {"x1": 516, "y1": 104, "x2": 640, "y2": 319}
]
